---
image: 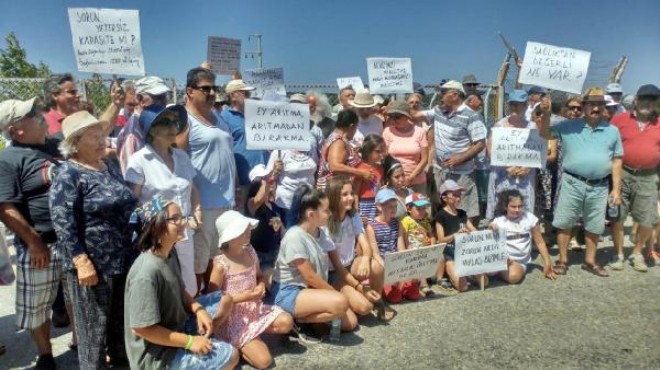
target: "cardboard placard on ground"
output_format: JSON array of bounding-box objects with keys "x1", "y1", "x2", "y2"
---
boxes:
[
  {"x1": 244, "y1": 99, "x2": 311, "y2": 151},
  {"x1": 454, "y1": 230, "x2": 508, "y2": 277},
  {"x1": 336, "y1": 77, "x2": 365, "y2": 93},
  {"x1": 207, "y1": 37, "x2": 241, "y2": 76},
  {"x1": 518, "y1": 41, "x2": 591, "y2": 94},
  {"x1": 384, "y1": 244, "x2": 445, "y2": 285},
  {"x1": 490, "y1": 127, "x2": 548, "y2": 168},
  {"x1": 243, "y1": 67, "x2": 286, "y2": 99},
  {"x1": 67, "y1": 8, "x2": 145, "y2": 76},
  {"x1": 366, "y1": 57, "x2": 413, "y2": 94}
]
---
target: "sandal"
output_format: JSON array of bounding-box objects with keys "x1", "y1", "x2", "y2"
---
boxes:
[
  {"x1": 581, "y1": 263, "x2": 609, "y2": 277},
  {"x1": 553, "y1": 261, "x2": 568, "y2": 275},
  {"x1": 374, "y1": 300, "x2": 397, "y2": 323}
]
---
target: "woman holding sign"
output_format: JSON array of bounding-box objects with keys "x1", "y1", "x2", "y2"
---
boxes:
[
  {"x1": 485, "y1": 90, "x2": 537, "y2": 220},
  {"x1": 488, "y1": 189, "x2": 557, "y2": 283}
]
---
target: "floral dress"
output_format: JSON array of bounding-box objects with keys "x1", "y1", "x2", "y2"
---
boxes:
[{"x1": 213, "y1": 246, "x2": 283, "y2": 348}]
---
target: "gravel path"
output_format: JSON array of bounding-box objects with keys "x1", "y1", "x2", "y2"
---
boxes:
[{"x1": 1, "y1": 238, "x2": 659, "y2": 370}]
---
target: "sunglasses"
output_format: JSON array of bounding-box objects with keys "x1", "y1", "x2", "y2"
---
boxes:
[
  {"x1": 567, "y1": 105, "x2": 582, "y2": 111},
  {"x1": 388, "y1": 114, "x2": 406, "y2": 120},
  {"x1": 192, "y1": 85, "x2": 220, "y2": 94}
]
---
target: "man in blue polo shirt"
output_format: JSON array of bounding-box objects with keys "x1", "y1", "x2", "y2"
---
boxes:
[
  {"x1": 221, "y1": 80, "x2": 269, "y2": 204},
  {"x1": 538, "y1": 87, "x2": 623, "y2": 278}
]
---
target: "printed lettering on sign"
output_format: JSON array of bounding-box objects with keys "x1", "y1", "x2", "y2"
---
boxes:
[
  {"x1": 245, "y1": 99, "x2": 311, "y2": 151},
  {"x1": 68, "y1": 8, "x2": 145, "y2": 75},
  {"x1": 454, "y1": 230, "x2": 508, "y2": 277},
  {"x1": 518, "y1": 41, "x2": 591, "y2": 94},
  {"x1": 490, "y1": 128, "x2": 548, "y2": 168}
]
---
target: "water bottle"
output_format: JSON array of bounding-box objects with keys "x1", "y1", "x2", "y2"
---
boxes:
[
  {"x1": 607, "y1": 196, "x2": 619, "y2": 219},
  {"x1": 329, "y1": 319, "x2": 341, "y2": 343}
]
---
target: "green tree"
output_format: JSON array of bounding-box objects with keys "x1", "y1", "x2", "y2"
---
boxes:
[{"x1": 0, "y1": 32, "x2": 51, "y2": 77}]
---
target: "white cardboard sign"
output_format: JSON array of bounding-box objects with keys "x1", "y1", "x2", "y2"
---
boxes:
[
  {"x1": 518, "y1": 41, "x2": 591, "y2": 94},
  {"x1": 384, "y1": 244, "x2": 444, "y2": 285},
  {"x1": 67, "y1": 8, "x2": 145, "y2": 75},
  {"x1": 207, "y1": 37, "x2": 241, "y2": 76},
  {"x1": 243, "y1": 67, "x2": 286, "y2": 99},
  {"x1": 490, "y1": 128, "x2": 548, "y2": 168},
  {"x1": 454, "y1": 230, "x2": 508, "y2": 277},
  {"x1": 366, "y1": 57, "x2": 413, "y2": 94},
  {"x1": 244, "y1": 99, "x2": 311, "y2": 151},
  {"x1": 336, "y1": 77, "x2": 365, "y2": 93}
]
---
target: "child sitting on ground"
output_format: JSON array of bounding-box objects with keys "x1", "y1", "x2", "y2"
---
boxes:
[
  {"x1": 382, "y1": 155, "x2": 412, "y2": 219},
  {"x1": 434, "y1": 180, "x2": 482, "y2": 292},
  {"x1": 488, "y1": 189, "x2": 557, "y2": 283},
  {"x1": 208, "y1": 211, "x2": 293, "y2": 369},
  {"x1": 366, "y1": 188, "x2": 420, "y2": 303},
  {"x1": 400, "y1": 192, "x2": 437, "y2": 297}
]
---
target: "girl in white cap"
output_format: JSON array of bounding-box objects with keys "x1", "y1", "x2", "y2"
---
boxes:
[{"x1": 208, "y1": 210, "x2": 293, "y2": 369}]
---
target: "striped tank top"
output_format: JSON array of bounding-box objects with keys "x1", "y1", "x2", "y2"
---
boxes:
[{"x1": 369, "y1": 217, "x2": 400, "y2": 257}]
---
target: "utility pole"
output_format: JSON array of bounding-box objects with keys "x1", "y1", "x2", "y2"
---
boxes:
[{"x1": 245, "y1": 34, "x2": 263, "y2": 69}]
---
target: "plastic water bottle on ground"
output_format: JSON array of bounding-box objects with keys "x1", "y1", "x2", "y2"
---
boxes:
[{"x1": 329, "y1": 319, "x2": 341, "y2": 342}]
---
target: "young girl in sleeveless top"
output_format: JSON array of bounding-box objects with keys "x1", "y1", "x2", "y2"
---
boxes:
[
  {"x1": 366, "y1": 188, "x2": 420, "y2": 303},
  {"x1": 355, "y1": 135, "x2": 386, "y2": 221},
  {"x1": 208, "y1": 211, "x2": 293, "y2": 369}
]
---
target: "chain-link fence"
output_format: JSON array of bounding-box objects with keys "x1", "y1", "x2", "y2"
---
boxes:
[{"x1": 0, "y1": 76, "x2": 177, "y2": 116}]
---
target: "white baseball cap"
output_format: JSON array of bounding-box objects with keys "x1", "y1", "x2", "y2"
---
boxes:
[
  {"x1": 135, "y1": 76, "x2": 171, "y2": 96},
  {"x1": 0, "y1": 97, "x2": 37, "y2": 130},
  {"x1": 440, "y1": 80, "x2": 465, "y2": 95}
]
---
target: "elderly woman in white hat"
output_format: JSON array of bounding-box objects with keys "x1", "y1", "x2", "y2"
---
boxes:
[
  {"x1": 124, "y1": 104, "x2": 200, "y2": 297},
  {"x1": 50, "y1": 111, "x2": 138, "y2": 368}
]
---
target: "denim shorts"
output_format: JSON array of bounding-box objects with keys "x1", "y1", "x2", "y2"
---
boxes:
[
  {"x1": 265, "y1": 281, "x2": 303, "y2": 314},
  {"x1": 170, "y1": 291, "x2": 234, "y2": 370}
]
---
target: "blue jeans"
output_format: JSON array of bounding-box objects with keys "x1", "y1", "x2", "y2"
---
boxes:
[{"x1": 169, "y1": 292, "x2": 235, "y2": 370}]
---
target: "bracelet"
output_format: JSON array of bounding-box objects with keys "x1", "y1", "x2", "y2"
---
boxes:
[{"x1": 184, "y1": 335, "x2": 193, "y2": 350}]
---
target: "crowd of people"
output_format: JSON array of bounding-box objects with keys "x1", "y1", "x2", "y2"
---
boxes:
[{"x1": 0, "y1": 66, "x2": 658, "y2": 369}]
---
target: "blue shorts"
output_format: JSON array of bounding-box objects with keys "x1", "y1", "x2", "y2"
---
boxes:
[
  {"x1": 170, "y1": 291, "x2": 234, "y2": 370},
  {"x1": 266, "y1": 281, "x2": 303, "y2": 314}
]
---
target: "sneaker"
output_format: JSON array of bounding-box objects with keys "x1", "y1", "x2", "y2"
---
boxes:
[
  {"x1": 629, "y1": 253, "x2": 648, "y2": 272},
  {"x1": 290, "y1": 324, "x2": 322, "y2": 346},
  {"x1": 35, "y1": 353, "x2": 56, "y2": 370},
  {"x1": 433, "y1": 279, "x2": 458, "y2": 295},
  {"x1": 609, "y1": 255, "x2": 625, "y2": 271}
]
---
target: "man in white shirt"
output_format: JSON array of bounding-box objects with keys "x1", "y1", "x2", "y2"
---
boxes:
[{"x1": 350, "y1": 91, "x2": 383, "y2": 147}]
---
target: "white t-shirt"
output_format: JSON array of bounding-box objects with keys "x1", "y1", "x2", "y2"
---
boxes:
[
  {"x1": 125, "y1": 145, "x2": 196, "y2": 216},
  {"x1": 352, "y1": 115, "x2": 384, "y2": 147},
  {"x1": 491, "y1": 212, "x2": 538, "y2": 265},
  {"x1": 322, "y1": 213, "x2": 365, "y2": 269},
  {"x1": 268, "y1": 149, "x2": 319, "y2": 209}
]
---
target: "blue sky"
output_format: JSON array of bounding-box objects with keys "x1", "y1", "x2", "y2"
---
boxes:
[{"x1": 2, "y1": 0, "x2": 659, "y2": 93}]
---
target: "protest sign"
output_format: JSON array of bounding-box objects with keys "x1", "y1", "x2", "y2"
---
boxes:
[
  {"x1": 384, "y1": 244, "x2": 444, "y2": 285},
  {"x1": 490, "y1": 127, "x2": 548, "y2": 168},
  {"x1": 244, "y1": 99, "x2": 311, "y2": 151},
  {"x1": 454, "y1": 230, "x2": 508, "y2": 277},
  {"x1": 67, "y1": 8, "x2": 144, "y2": 75},
  {"x1": 243, "y1": 67, "x2": 286, "y2": 99},
  {"x1": 207, "y1": 37, "x2": 241, "y2": 76},
  {"x1": 519, "y1": 41, "x2": 591, "y2": 94},
  {"x1": 366, "y1": 57, "x2": 413, "y2": 94},
  {"x1": 336, "y1": 76, "x2": 365, "y2": 93}
]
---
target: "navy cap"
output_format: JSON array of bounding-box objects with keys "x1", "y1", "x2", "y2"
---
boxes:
[
  {"x1": 636, "y1": 84, "x2": 660, "y2": 97},
  {"x1": 527, "y1": 86, "x2": 547, "y2": 95}
]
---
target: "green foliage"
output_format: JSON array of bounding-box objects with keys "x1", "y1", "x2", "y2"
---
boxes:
[
  {"x1": 0, "y1": 32, "x2": 51, "y2": 78},
  {"x1": 83, "y1": 73, "x2": 111, "y2": 115}
]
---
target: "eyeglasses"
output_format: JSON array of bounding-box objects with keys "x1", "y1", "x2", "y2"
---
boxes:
[
  {"x1": 388, "y1": 114, "x2": 405, "y2": 120},
  {"x1": 237, "y1": 90, "x2": 252, "y2": 98},
  {"x1": 192, "y1": 85, "x2": 220, "y2": 94},
  {"x1": 166, "y1": 215, "x2": 193, "y2": 225}
]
